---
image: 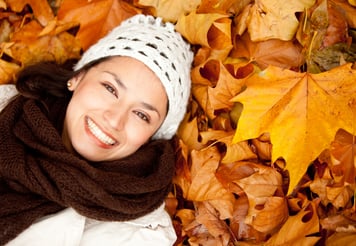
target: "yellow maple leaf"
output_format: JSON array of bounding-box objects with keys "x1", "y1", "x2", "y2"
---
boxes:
[
  {"x1": 241, "y1": 0, "x2": 316, "y2": 41},
  {"x1": 232, "y1": 64, "x2": 356, "y2": 195}
]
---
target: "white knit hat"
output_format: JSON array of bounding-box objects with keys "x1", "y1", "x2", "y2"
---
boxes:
[{"x1": 74, "y1": 14, "x2": 193, "y2": 139}]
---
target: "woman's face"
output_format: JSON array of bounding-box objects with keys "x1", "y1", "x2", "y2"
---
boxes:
[{"x1": 62, "y1": 56, "x2": 168, "y2": 161}]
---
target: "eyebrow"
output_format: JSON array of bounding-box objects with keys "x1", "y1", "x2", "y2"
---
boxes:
[
  {"x1": 104, "y1": 71, "x2": 127, "y2": 90},
  {"x1": 103, "y1": 71, "x2": 162, "y2": 119}
]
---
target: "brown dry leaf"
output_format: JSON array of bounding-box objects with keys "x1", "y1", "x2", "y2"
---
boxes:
[
  {"x1": 192, "y1": 59, "x2": 246, "y2": 119},
  {"x1": 210, "y1": 112, "x2": 234, "y2": 131},
  {"x1": 177, "y1": 115, "x2": 205, "y2": 152},
  {"x1": 309, "y1": 166, "x2": 333, "y2": 205},
  {"x1": 326, "y1": 185, "x2": 354, "y2": 209},
  {"x1": 323, "y1": 0, "x2": 349, "y2": 48},
  {"x1": 0, "y1": 59, "x2": 20, "y2": 84},
  {"x1": 331, "y1": 0, "x2": 356, "y2": 28},
  {"x1": 176, "y1": 209, "x2": 196, "y2": 228},
  {"x1": 7, "y1": 20, "x2": 81, "y2": 66},
  {"x1": 231, "y1": 32, "x2": 304, "y2": 70},
  {"x1": 238, "y1": 0, "x2": 315, "y2": 41},
  {"x1": 320, "y1": 212, "x2": 356, "y2": 233},
  {"x1": 287, "y1": 192, "x2": 311, "y2": 213},
  {"x1": 330, "y1": 129, "x2": 356, "y2": 185},
  {"x1": 134, "y1": 0, "x2": 200, "y2": 22},
  {"x1": 39, "y1": 18, "x2": 79, "y2": 37},
  {"x1": 175, "y1": 11, "x2": 232, "y2": 51},
  {"x1": 265, "y1": 201, "x2": 320, "y2": 245},
  {"x1": 229, "y1": 194, "x2": 267, "y2": 242},
  {"x1": 173, "y1": 139, "x2": 192, "y2": 197},
  {"x1": 0, "y1": 16, "x2": 12, "y2": 43},
  {"x1": 200, "y1": 130, "x2": 257, "y2": 163},
  {"x1": 325, "y1": 232, "x2": 356, "y2": 246},
  {"x1": 194, "y1": 202, "x2": 231, "y2": 245},
  {"x1": 187, "y1": 146, "x2": 235, "y2": 219},
  {"x1": 234, "y1": 163, "x2": 287, "y2": 234},
  {"x1": 6, "y1": 0, "x2": 54, "y2": 26},
  {"x1": 197, "y1": 0, "x2": 251, "y2": 15},
  {"x1": 251, "y1": 133, "x2": 272, "y2": 160},
  {"x1": 57, "y1": 0, "x2": 140, "y2": 50},
  {"x1": 216, "y1": 162, "x2": 255, "y2": 197},
  {"x1": 183, "y1": 214, "x2": 226, "y2": 246},
  {"x1": 309, "y1": 164, "x2": 353, "y2": 209},
  {"x1": 0, "y1": 0, "x2": 6, "y2": 9},
  {"x1": 247, "y1": 196, "x2": 288, "y2": 234},
  {"x1": 297, "y1": 0, "x2": 353, "y2": 73},
  {"x1": 232, "y1": 64, "x2": 356, "y2": 194}
]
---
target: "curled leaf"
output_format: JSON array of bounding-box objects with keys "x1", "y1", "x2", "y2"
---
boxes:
[{"x1": 240, "y1": 0, "x2": 316, "y2": 41}]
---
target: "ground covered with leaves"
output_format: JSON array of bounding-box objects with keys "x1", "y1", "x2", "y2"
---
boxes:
[{"x1": 0, "y1": 0, "x2": 356, "y2": 245}]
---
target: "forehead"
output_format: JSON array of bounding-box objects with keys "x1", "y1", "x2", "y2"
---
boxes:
[{"x1": 94, "y1": 57, "x2": 157, "y2": 80}]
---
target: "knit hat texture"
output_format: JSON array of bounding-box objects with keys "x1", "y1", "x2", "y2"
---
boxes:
[{"x1": 74, "y1": 14, "x2": 193, "y2": 139}]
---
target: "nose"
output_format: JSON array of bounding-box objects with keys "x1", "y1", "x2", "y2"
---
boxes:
[{"x1": 103, "y1": 106, "x2": 127, "y2": 131}]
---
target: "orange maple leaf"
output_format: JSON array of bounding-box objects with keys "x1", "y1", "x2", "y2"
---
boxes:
[
  {"x1": 191, "y1": 59, "x2": 246, "y2": 119},
  {"x1": 57, "y1": 0, "x2": 140, "y2": 50},
  {"x1": 265, "y1": 201, "x2": 320, "y2": 245},
  {"x1": 232, "y1": 64, "x2": 356, "y2": 195},
  {"x1": 231, "y1": 32, "x2": 304, "y2": 70},
  {"x1": 6, "y1": 0, "x2": 54, "y2": 26},
  {"x1": 7, "y1": 20, "x2": 81, "y2": 66}
]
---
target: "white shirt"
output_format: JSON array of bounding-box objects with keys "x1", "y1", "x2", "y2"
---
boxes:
[{"x1": 6, "y1": 205, "x2": 176, "y2": 246}]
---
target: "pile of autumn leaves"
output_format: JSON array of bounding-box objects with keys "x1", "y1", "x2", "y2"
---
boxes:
[{"x1": 1, "y1": 0, "x2": 356, "y2": 245}]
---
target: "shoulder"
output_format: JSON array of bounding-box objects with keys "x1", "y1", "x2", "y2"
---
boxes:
[
  {"x1": 0, "y1": 84, "x2": 18, "y2": 112},
  {"x1": 6, "y1": 208, "x2": 85, "y2": 246}
]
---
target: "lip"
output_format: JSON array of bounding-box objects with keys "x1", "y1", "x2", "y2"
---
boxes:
[{"x1": 84, "y1": 116, "x2": 119, "y2": 148}]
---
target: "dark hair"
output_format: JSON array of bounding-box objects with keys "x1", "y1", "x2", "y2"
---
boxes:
[{"x1": 16, "y1": 57, "x2": 111, "y2": 100}]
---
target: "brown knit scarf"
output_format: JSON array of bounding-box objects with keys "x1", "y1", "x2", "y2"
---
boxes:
[{"x1": 0, "y1": 95, "x2": 175, "y2": 245}]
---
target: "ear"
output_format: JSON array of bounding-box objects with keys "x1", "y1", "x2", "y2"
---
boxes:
[{"x1": 67, "y1": 72, "x2": 85, "y2": 91}]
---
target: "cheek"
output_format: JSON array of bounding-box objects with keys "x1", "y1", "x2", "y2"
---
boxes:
[{"x1": 125, "y1": 124, "x2": 154, "y2": 147}]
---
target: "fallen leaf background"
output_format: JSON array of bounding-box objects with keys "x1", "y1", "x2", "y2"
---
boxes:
[{"x1": 1, "y1": 0, "x2": 356, "y2": 245}]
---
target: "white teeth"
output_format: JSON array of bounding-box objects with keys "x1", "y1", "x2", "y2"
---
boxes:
[{"x1": 87, "y1": 118, "x2": 116, "y2": 145}]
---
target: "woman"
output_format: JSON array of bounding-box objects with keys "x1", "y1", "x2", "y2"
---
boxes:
[{"x1": 0, "y1": 14, "x2": 193, "y2": 245}]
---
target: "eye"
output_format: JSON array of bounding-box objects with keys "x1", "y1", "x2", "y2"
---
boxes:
[
  {"x1": 135, "y1": 111, "x2": 150, "y2": 123},
  {"x1": 102, "y1": 83, "x2": 117, "y2": 97}
]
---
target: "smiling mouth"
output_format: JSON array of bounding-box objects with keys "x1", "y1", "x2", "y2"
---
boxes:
[{"x1": 86, "y1": 117, "x2": 117, "y2": 146}]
